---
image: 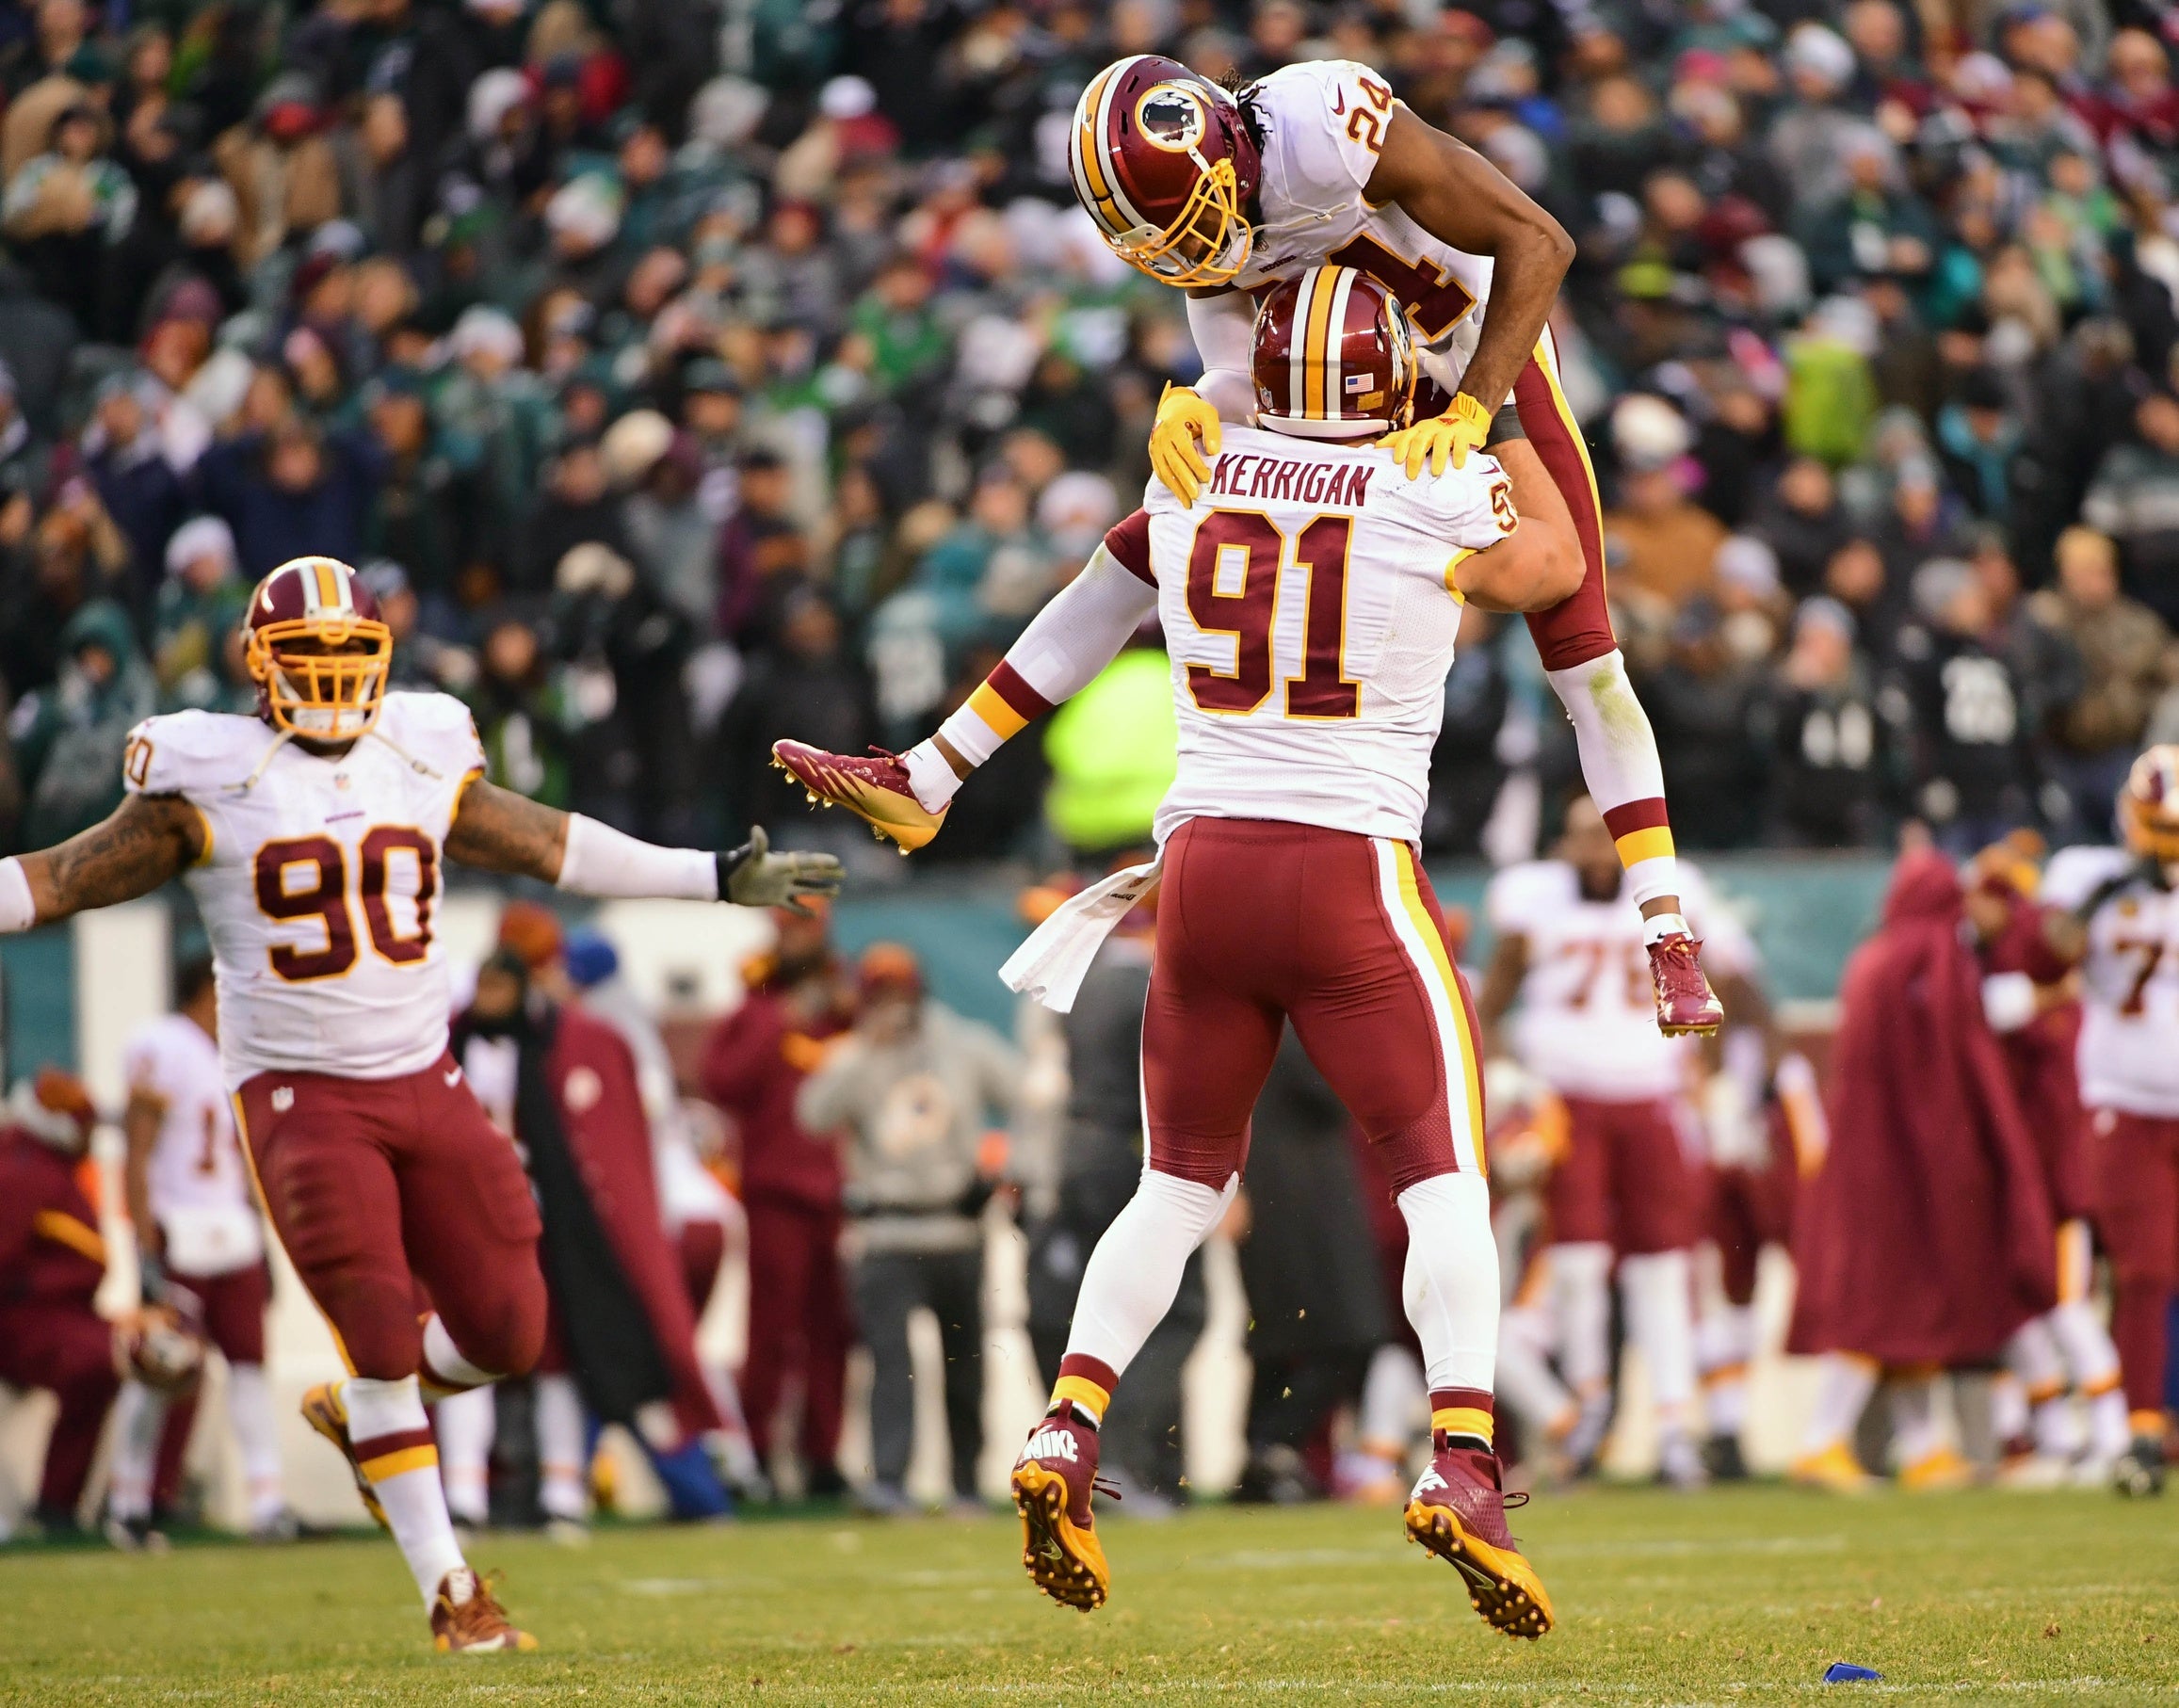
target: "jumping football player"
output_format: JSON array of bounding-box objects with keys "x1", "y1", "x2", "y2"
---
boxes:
[
  {"x1": 2041, "y1": 747, "x2": 2179, "y2": 1494},
  {"x1": 802, "y1": 267, "x2": 1577, "y2": 1634},
  {"x1": 1070, "y1": 52, "x2": 1720, "y2": 1039},
  {"x1": 0, "y1": 556, "x2": 841, "y2": 1649}
]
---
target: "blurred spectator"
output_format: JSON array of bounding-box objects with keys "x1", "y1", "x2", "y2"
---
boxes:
[
  {"x1": 2030, "y1": 527, "x2": 2171, "y2": 839},
  {"x1": 468, "y1": 610, "x2": 572, "y2": 809},
  {"x1": 10, "y1": 598, "x2": 151, "y2": 846},
  {"x1": 83, "y1": 375, "x2": 188, "y2": 608},
  {"x1": 1642, "y1": 597, "x2": 1769, "y2": 848},
  {"x1": 1603, "y1": 396, "x2": 1725, "y2": 609},
  {"x1": 199, "y1": 419, "x2": 382, "y2": 580},
  {"x1": 719, "y1": 588, "x2": 876, "y2": 843},
  {"x1": 702, "y1": 905, "x2": 855, "y2": 1500},
  {"x1": 796, "y1": 943, "x2": 1021, "y2": 1513},
  {"x1": 1751, "y1": 457, "x2": 1856, "y2": 598},
  {"x1": 2082, "y1": 390, "x2": 2179, "y2": 628},
  {"x1": 1765, "y1": 597, "x2": 1891, "y2": 846},
  {"x1": 2, "y1": 100, "x2": 135, "y2": 322},
  {"x1": 151, "y1": 517, "x2": 250, "y2": 713}
]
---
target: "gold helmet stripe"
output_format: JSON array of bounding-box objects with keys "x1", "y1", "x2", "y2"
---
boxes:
[{"x1": 1301, "y1": 265, "x2": 1340, "y2": 418}]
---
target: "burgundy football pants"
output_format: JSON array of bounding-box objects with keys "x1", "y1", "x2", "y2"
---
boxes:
[
  {"x1": 2093, "y1": 1109, "x2": 2179, "y2": 1415},
  {"x1": 234, "y1": 1054, "x2": 545, "y2": 1382},
  {"x1": 1142, "y1": 819, "x2": 1485, "y2": 1193},
  {"x1": 739, "y1": 1196, "x2": 850, "y2": 1469},
  {"x1": 0, "y1": 1300, "x2": 120, "y2": 1513},
  {"x1": 1547, "y1": 1096, "x2": 1703, "y2": 1258}
]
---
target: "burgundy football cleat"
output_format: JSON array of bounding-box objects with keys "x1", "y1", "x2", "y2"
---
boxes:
[
  {"x1": 1010, "y1": 1402, "x2": 1112, "y2": 1611},
  {"x1": 430, "y1": 1568, "x2": 538, "y2": 1652},
  {"x1": 770, "y1": 739, "x2": 946, "y2": 853},
  {"x1": 1648, "y1": 933, "x2": 1724, "y2": 1036},
  {"x1": 1403, "y1": 1439, "x2": 1554, "y2": 1639}
]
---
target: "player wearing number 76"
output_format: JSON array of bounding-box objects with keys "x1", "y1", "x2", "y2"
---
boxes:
[
  {"x1": 0, "y1": 555, "x2": 842, "y2": 1652},
  {"x1": 783, "y1": 266, "x2": 1575, "y2": 1637}
]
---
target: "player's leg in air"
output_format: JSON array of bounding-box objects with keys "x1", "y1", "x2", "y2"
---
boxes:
[
  {"x1": 240, "y1": 1067, "x2": 547, "y2": 1652},
  {"x1": 1011, "y1": 821, "x2": 1550, "y2": 1637}
]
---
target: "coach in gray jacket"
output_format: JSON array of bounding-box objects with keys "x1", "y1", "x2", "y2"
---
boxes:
[{"x1": 797, "y1": 943, "x2": 1022, "y2": 1512}]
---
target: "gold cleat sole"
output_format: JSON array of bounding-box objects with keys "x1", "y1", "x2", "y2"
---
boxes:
[
  {"x1": 1012, "y1": 1462, "x2": 1109, "y2": 1612},
  {"x1": 1404, "y1": 1500, "x2": 1554, "y2": 1639},
  {"x1": 1658, "y1": 1020, "x2": 1722, "y2": 1038},
  {"x1": 767, "y1": 754, "x2": 931, "y2": 854},
  {"x1": 435, "y1": 1630, "x2": 540, "y2": 1653},
  {"x1": 300, "y1": 1382, "x2": 390, "y2": 1532}
]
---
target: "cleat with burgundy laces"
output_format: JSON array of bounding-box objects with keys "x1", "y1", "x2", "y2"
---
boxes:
[
  {"x1": 430, "y1": 1567, "x2": 538, "y2": 1652},
  {"x1": 299, "y1": 1380, "x2": 389, "y2": 1532},
  {"x1": 1648, "y1": 931, "x2": 1724, "y2": 1036},
  {"x1": 1010, "y1": 1402, "x2": 1113, "y2": 1611},
  {"x1": 770, "y1": 739, "x2": 946, "y2": 853},
  {"x1": 1403, "y1": 1437, "x2": 1554, "y2": 1639}
]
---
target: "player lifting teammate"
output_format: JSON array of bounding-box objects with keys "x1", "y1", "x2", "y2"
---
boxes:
[
  {"x1": 794, "y1": 266, "x2": 1578, "y2": 1635},
  {"x1": 0, "y1": 556, "x2": 840, "y2": 1651}
]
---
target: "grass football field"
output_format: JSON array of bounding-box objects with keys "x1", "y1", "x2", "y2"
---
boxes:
[{"x1": 2, "y1": 1486, "x2": 2174, "y2": 1705}]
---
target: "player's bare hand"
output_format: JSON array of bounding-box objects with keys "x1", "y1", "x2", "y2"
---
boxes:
[
  {"x1": 1149, "y1": 382, "x2": 1220, "y2": 508},
  {"x1": 1378, "y1": 392, "x2": 1492, "y2": 478},
  {"x1": 721, "y1": 826, "x2": 845, "y2": 912}
]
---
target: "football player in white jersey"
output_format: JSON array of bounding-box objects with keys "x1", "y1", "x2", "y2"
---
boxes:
[
  {"x1": 2042, "y1": 746, "x2": 2179, "y2": 1494},
  {"x1": 1477, "y1": 797, "x2": 1762, "y2": 1488},
  {"x1": 1065, "y1": 52, "x2": 1722, "y2": 1039},
  {"x1": 106, "y1": 955, "x2": 289, "y2": 1548},
  {"x1": 792, "y1": 267, "x2": 1579, "y2": 1635},
  {"x1": 0, "y1": 555, "x2": 840, "y2": 1651}
]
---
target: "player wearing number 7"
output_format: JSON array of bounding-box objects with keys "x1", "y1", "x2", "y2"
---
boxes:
[
  {"x1": 788, "y1": 266, "x2": 1578, "y2": 1635},
  {"x1": 0, "y1": 556, "x2": 841, "y2": 1652},
  {"x1": 1073, "y1": 52, "x2": 1719, "y2": 1037}
]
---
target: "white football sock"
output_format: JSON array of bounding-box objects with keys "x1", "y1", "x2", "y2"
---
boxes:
[
  {"x1": 419, "y1": 1313, "x2": 502, "y2": 1401},
  {"x1": 1990, "y1": 1371, "x2": 2030, "y2": 1447},
  {"x1": 1800, "y1": 1354, "x2": 1879, "y2": 1457},
  {"x1": 1889, "y1": 1373, "x2": 1948, "y2": 1467},
  {"x1": 1495, "y1": 1307, "x2": 1576, "y2": 1440},
  {"x1": 225, "y1": 1363, "x2": 286, "y2": 1526},
  {"x1": 431, "y1": 1385, "x2": 496, "y2": 1528},
  {"x1": 1063, "y1": 1168, "x2": 1236, "y2": 1378},
  {"x1": 1548, "y1": 1241, "x2": 1615, "y2": 1400},
  {"x1": 1543, "y1": 649, "x2": 1679, "y2": 907},
  {"x1": 1699, "y1": 1300, "x2": 1755, "y2": 1437},
  {"x1": 346, "y1": 1375, "x2": 466, "y2": 1604},
  {"x1": 1357, "y1": 1343, "x2": 1427, "y2": 1453},
  {"x1": 2050, "y1": 1297, "x2": 2123, "y2": 1393},
  {"x1": 106, "y1": 1380, "x2": 167, "y2": 1523},
  {"x1": 535, "y1": 1374, "x2": 590, "y2": 1523},
  {"x1": 1395, "y1": 1172, "x2": 1499, "y2": 1391},
  {"x1": 1620, "y1": 1249, "x2": 1698, "y2": 1422}
]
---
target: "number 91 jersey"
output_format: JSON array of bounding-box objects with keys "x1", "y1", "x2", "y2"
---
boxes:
[
  {"x1": 1138, "y1": 422, "x2": 1513, "y2": 846},
  {"x1": 123, "y1": 693, "x2": 485, "y2": 1087}
]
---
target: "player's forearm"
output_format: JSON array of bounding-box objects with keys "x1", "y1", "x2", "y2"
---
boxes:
[
  {"x1": 1452, "y1": 217, "x2": 1566, "y2": 415},
  {"x1": 1185, "y1": 290, "x2": 1258, "y2": 422},
  {"x1": 121, "y1": 1112, "x2": 160, "y2": 1253},
  {"x1": 903, "y1": 540, "x2": 1157, "y2": 811},
  {"x1": 2, "y1": 797, "x2": 200, "y2": 928},
  {"x1": 448, "y1": 779, "x2": 712, "y2": 894}
]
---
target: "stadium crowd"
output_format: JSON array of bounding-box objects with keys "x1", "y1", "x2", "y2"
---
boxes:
[{"x1": 4, "y1": 0, "x2": 2179, "y2": 866}]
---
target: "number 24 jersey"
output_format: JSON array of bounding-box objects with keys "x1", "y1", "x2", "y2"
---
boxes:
[
  {"x1": 1136, "y1": 422, "x2": 1514, "y2": 846},
  {"x1": 124, "y1": 693, "x2": 484, "y2": 1086}
]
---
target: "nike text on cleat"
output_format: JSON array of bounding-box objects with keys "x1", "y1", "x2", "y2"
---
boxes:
[
  {"x1": 1403, "y1": 1440, "x2": 1554, "y2": 1640},
  {"x1": 299, "y1": 1381, "x2": 389, "y2": 1532},
  {"x1": 430, "y1": 1568, "x2": 539, "y2": 1652},
  {"x1": 770, "y1": 739, "x2": 946, "y2": 853},
  {"x1": 1010, "y1": 1403, "x2": 1111, "y2": 1612},
  {"x1": 1648, "y1": 933, "x2": 1724, "y2": 1036}
]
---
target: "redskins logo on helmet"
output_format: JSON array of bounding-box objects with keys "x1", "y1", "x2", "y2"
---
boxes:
[
  {"x1": 1069, "y1": 55, "x2": 1261, "y2": 288},
  {"x1": 242, "y1": 556, "x2": 394, "y2": 740},
  {"x1": 1251, "y1": 265, "x2": 1417, "y2": 439},
  {"x1": 2121, "y1": 744, "x2": 2179, "y2": 863}
]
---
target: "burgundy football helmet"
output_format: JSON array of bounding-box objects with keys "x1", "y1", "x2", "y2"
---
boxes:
[
  {"x1": 1068, "y1": 55, "x2": 1262, "y2": 287},
  {"x1": 242, "y1": 556, "x2": 393, "y2": 739},
  {"x1": 1251, "y1": 265, "x2": 1417, "y2": 438},
  {"x1": 2122, "y1": 744, "x2": 2179, "y2": 863}
]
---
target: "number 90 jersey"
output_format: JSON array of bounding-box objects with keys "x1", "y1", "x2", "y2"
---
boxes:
[
  {"x1": 123, "y1": 693, "x2": 486, "y2": 1087},
  {"x1": 1137, "y1": 422, "x2": 1513, "y2": 846},
  {"x1": 1232, "y1": 59, "x2": 1492, "y2": 353}
]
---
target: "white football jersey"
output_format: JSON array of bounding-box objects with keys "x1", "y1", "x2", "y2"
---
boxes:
[
  {"x1": 1236, "y1": 61, "x2": 1493, "y2": 359},
  {"x1": 124, "y1": 694, "x2": 486, "y2": 1086},
  {"x1": 1138, "y1": 422, "x2": 1515, "y2": 844},
  {"x1": 2042, "y1": 845, "x2": 2179, "y2": 1116},
  {"x1": 122, "y1": 1012, "x2": 248, "y2": 1217},
  {"x1": 1487, "y1": 861, "x2": 1751, "y2": 1101}
]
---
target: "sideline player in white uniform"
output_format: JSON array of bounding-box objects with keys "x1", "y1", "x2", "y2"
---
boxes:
[
  {"x1": 0, "y1": 555, "x2": 839, "y2": 1651},
  {"x1": 107, "y1": 955, "x2": 288, "y2": 1547},
  {"x1": 795, "y1": 267, "x2": 1580, "y2": 1635},
  {"x1": 1477, "y1": 798, "x2": 1762, "y2": 1488},
  {"x1": 2042, "y1": 746, "x2": 2179, "y2": 1494},
  {"x1": 1063, "y1": 52, "x2": 1722, "y2": 1039}
]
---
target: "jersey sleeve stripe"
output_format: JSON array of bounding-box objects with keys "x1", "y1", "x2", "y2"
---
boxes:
[{"x1": 1103, "y1": 508, "x2": 1154, "y2": 583}]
